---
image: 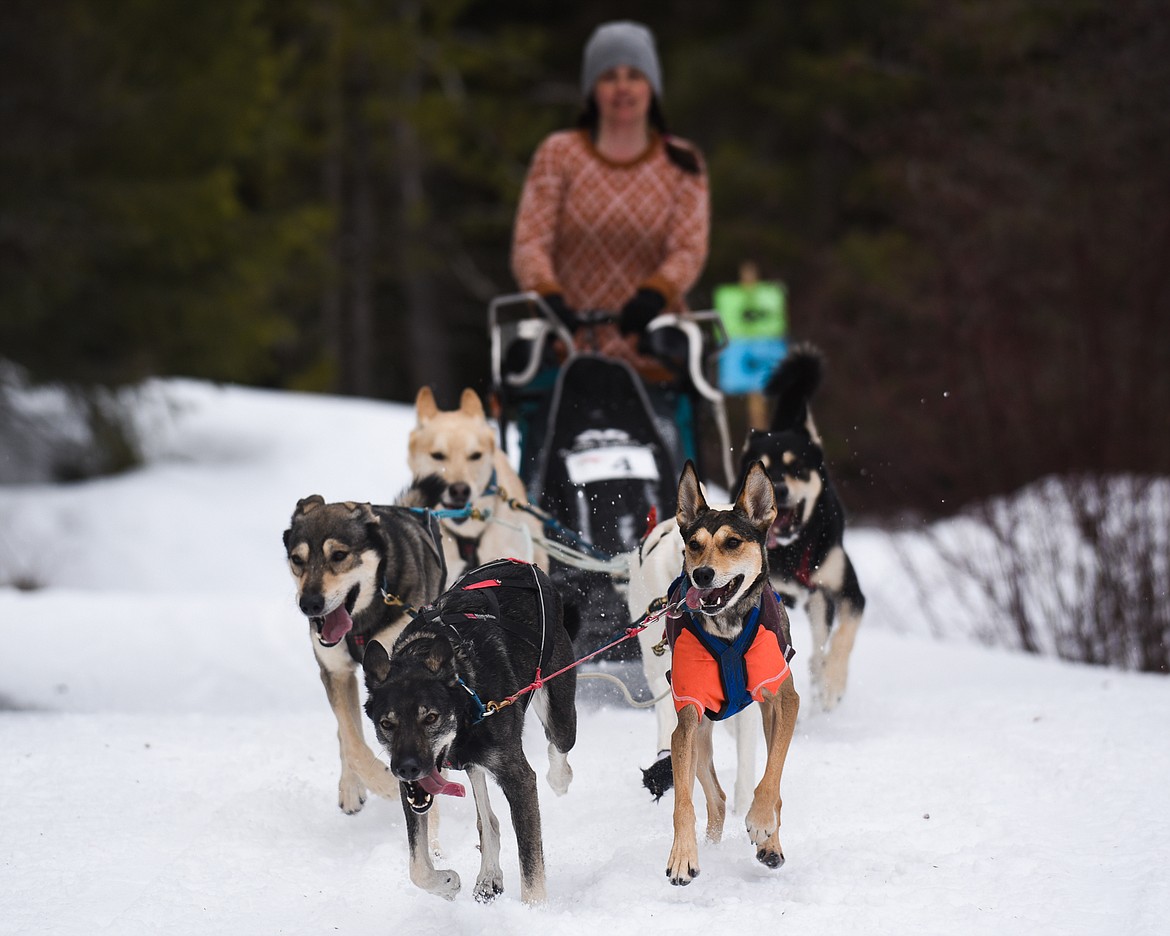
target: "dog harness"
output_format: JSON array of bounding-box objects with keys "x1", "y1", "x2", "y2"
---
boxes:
[
  {"x1": 666, "y1": 577, "x2": 795, "y2": 721},
  {"x1": 420, "y1": 558, "x2": 556, "y2": 721}
]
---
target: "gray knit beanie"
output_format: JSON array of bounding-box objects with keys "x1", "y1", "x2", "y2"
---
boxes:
[{"x1": 580, "y1": 21, "x2": 663, "y2": 99}]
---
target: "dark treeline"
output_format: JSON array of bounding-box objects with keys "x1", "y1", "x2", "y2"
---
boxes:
[{"x1": 2, "y1": 0, "x2": 1167, "y2": 516}]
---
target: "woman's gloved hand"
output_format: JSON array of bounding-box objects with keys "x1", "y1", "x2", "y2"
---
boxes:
[
  {"x1": 618, "y1": 287, "x2": 667, "y2": 335},
  {"x1": 541, "y1": 293, "x2": 580, "y2": 331}
]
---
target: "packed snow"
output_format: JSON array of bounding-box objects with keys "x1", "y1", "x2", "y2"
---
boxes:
[{"x1": 1, "y1": 380, "x2": 1167, "y2": 936}]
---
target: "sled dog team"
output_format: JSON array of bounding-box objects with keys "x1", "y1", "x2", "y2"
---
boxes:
[{"x1": 282, "y1": 345, "x2": 864, "y2": 904}]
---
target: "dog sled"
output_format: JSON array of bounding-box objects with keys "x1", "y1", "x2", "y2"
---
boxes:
[{"x1": 487, "y1": 292, "x2": 735, "y2": 660}]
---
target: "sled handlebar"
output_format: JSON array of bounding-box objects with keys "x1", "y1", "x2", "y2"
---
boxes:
[
  {"x1": 487, "y1": 292, "x2": 736, "y2": 488},
  {"x1": 488, "y1": 292, "x2": 728, "y2": 390},
  {"x1": 488, "y1": 292, "x2": 577, "y2": 388}
]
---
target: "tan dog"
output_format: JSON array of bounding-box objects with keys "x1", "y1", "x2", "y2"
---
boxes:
[
  {"x1": 407, "y1": 387, "x2": 547, "y2": 581},
  {"x1": 665, "y1": 461, "x2": 800, "y2": 885},
  {"x1": 629, "y1": 511, "x2": 761, "y2": 816}
]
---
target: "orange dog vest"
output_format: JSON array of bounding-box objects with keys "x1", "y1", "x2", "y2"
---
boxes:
[{"x1": 667, "y1": 585, "x2": 793, "y2": 721}]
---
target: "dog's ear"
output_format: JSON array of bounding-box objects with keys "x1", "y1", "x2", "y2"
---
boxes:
[
  {"x1": 804, "y1": 409, "x2": 823, "y2": 447},
  {"x1": 675, "y1": 460, "x2": 708, "y2": 530},
  {"x1": 363, "y1": 640, "x2": 393, "y2": 686},
  {"x1": 459, "y1": 388, "x2": 485, "y2": 419},
  {"x1": 343, "y1": 501, "x2": 377, "y2": 524},
  {"x1": 342, "y1": 502, "x2": 384, "y2": 549},
  {"x1": 423, "y1": 637, "x2": 454, "y2": 677},
  {"x1": 366, "y1": 513, "x2": 387, "y2": 551},
  {"x1": 294, "y1": 494, "x2": 325, "y2": 518},
  {"x1": 415, "y1": 386, "x2": 438, "y2": 425},
  {"x1": 735, "y1": 460, "x2": 777, "y2": 532}
]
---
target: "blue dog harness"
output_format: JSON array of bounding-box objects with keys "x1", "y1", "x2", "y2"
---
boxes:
[{"x1": 666, "y1": 575, "x2": 795, "y2": 722}]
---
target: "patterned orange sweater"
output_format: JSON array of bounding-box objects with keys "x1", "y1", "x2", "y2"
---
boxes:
[{"x1": 511, "y1": 129, "x2": 709, "y2": 314}]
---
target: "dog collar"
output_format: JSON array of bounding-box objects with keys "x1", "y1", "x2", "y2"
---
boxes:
[{"x1": 793, "y1": 545, "x2": 818, "y2": 590}]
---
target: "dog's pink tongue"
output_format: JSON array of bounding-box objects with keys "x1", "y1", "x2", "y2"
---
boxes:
[
  {"x1": 321, "y1": 605, "x2": 353, "y2": 645},
  {"x1": 685, "y1": 586, "x2": 706, "y2": 610},
  {"x1": 417, "y1": 769, "x2": 465, "y2": 798}
]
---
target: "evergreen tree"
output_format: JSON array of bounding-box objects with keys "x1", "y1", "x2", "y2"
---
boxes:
[{"x1": 0, "y1": 0, "x2": 322, "y2": 387}]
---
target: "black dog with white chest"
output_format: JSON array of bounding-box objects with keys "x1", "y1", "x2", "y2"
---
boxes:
[
  {"x1": 362, "y1": 559, "x2": 577, "y2": 905},
  {"x1": 739, "y1": 343, "x2": 865, "y2": 710}
]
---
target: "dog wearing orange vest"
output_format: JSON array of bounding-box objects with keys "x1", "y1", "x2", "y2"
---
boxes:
[
  {"x1": 664, "y1": 460, "x2": 800, "y2": 885},
  {"x1": 630, "y1": 345, "x2": 861, "y2": 819}
]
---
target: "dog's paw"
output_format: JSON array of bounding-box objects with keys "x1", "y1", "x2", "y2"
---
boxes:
[
  {"x1": 473, "y1": 874, "x2": 504, "y2": 903},
  {"x1": 817, "y1": 672, "x2": 846, "y2": 711},
  {"x1": 520, "y1": 882, "x2": 548, "y2": 905},
  {"x1": 665, "y1": 840, "x2": 700, "y2": 886},
  {"x1": 416, "y1": 867, "x2": 461, "y2": 901},
  {"x1": 810, "y1": 652, "x2": 848, "y2": 712},
  {"x1": 756, "y1": 845, "x2": 785, "y2": 869},
  {"x1": 338, "y1": 774, "x2": 368, "y2": 815},
  {"x1": 745, "y1": 801, "x2": 779, "y2": 846},
  {"x1": 705, "y1": 814, "x2": 725, "y2": 844},
  {"x1": 546, "y1": 744, "x2": 573, "y2": 796},
  {"x1": 363, "y1": 764, "x2": 401, "y2": 799}
]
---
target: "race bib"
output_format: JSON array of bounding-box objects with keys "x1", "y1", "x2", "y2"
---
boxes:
[{"x1": 564, "y1": 445, "x2": 659, "y2": 484}]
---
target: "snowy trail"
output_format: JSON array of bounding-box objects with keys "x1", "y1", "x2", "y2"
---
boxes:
[
  {"x1": 3, "y1": 608, "x2": 1167, "y2": 936},
  {"x1": 1, "y1": 381, "x2": 1168, "y2": 935}
]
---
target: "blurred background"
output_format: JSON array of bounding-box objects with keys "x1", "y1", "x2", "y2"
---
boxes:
[{"x1": 1, "y1": 0, "x2": 1167, "y2": 518}]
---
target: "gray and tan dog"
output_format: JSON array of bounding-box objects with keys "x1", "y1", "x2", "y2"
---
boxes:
[
  {"x1": 664, "y1": 460, "x2": 800, "y2": 885},
  {"x1": 283, "y1": 495, "x2": 446, "y2": 816}
]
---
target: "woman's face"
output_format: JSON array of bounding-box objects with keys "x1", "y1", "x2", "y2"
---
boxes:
[{"x1": 592, "y1": 65, "x2": 653, "y2": 129}]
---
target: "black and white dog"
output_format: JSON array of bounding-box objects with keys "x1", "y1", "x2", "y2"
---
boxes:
[
  {"x1": 362, "y1": 559, "x2": 577, "y2": 905},
  {"x1": 739, "y1": 343, "x2": 865, "y2": 711}
]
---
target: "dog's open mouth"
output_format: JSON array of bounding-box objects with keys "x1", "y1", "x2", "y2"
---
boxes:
[
  {"x1": 403, "y1": 782, "x2": 434, "y2": 814},
  {"x1": 685, "y1": 574, "x2": 744, "y2": 614},
  {"x1": 312, "y1": 584, "x2": 360, "y2": 647},
  {"x1": 768, "y1": 503, "x2": 805, "y2": 547},
  {"x1": 402, "y1": 759, "x2": 466, "y2": 814}
]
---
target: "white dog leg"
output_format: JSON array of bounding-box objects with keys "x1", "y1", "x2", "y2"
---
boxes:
[
  {"x1": 727, "y1": 707, "x2": 760, "y2": 814},
  {"x1": 408, "y1": 809, "x2": 461, "y2": 901},
  {"x1": 805, "y1": 590, "x2": 831, "y2": 711},
  {"x1": 636, "y1": 625, "x2": 675, "y2": 753},
  {"x1": 467, "y1": 766, "x2": 504, "y2": 902},
  {"x1": 529, "y1": 688, "x2": 574, "y2": 795},
  {"x1": 820, "y1": 599, "x2": 862, "y2": 711}
]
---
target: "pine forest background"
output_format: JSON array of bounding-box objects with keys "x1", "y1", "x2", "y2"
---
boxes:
[{"x1": 2, "y1": 0, "x2": 1168, "y2": 519}]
